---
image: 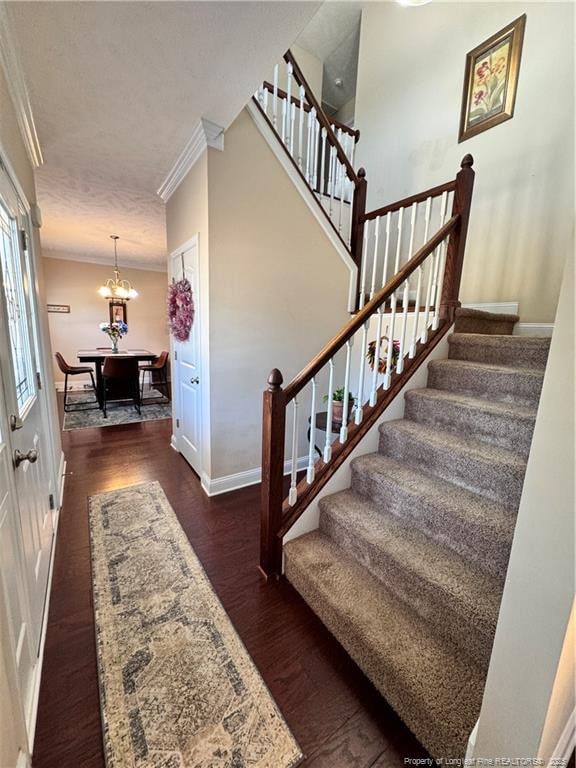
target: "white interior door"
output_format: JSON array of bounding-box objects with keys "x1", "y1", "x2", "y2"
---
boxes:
[
  {"x1": 0, "y1": 193, "x2": 53, "y2": 654},
  {"x1": 171, "y1": 239, "x2": 202, "y2": 477}
]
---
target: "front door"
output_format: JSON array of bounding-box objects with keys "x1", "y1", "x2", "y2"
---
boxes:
[
  {"x1": 0, "y1": 191, "x2": 53, "y2": 653},
  {"x1": 171, "y1": 238, "x2": 202, "y2": 477}
]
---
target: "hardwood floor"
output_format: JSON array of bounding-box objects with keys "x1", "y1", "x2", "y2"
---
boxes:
[{"x1": 33, "y1": 409, "x2": 429, "y2": 767}]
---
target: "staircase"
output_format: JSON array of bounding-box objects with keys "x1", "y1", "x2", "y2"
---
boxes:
[{"x1": 284, "y1": 326, "x2": 550, "y2": 758}]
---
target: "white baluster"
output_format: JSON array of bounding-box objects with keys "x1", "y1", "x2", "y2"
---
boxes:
[
  {"x1": 319, "y1": 127, "x2": 327, "y2": 202},
  {"x1": 433, "y1": 235, "x2": 449, "y2": 331},
  {"x1": 263, "y1": 85, "x2": 268, "y2": 115},
  {"x1": 297, "y1": 86, "x2": 305, "y2": 169},
  {"x1": 307, "y1": 378, "x2": 317, "y2": 484},
  {"x1": 397, "y1": 204, "x2": 417, "y2": 372},
  {"x1": 381, "y1": 214, "x2": 391, "y2": 290},
  {"x1": 312, "y1": 120, "x2": 320, "y2": 193},
  {"x1": 340, "y1": 339, "x2": 353, "y2": 443},
  {"x1": 358, "y1": 222, "x2": 369, "y2": 308},
  {"x1": 288, "y1": 396, "x2": 299, "y2": 506},
  {"x1": 323, "y1": 359, "x2": 335, "y2": 463},
  {"x1": 349, "y1": 132, "x2": 356, "y2": 172},
  {"x1": 394, "y1": 207, "x2": 404, "y2": 272},
  {"x1": 305, "y1": 108, "x2": 313, "y2": 184},
  {"x1": 369, "y1": 308, "x2": 384, "y2": 406},
  {"x1": 285, "y1": 61, "x2": 293, "y2": 147},
  {"x1": 355, "y1": 322, "x2": 369, "y2": 424},
  {"x1": 430, "y1": 191, "x2": 448, "y2": 332},
  {"x1": 281, "y1": 98, "x2": 286, "y2": 143},
  {"x1": 257, "y1": 85, "x2": 264, "y2": 108},
  {"x1": 347, "y1": 180, "x2": 355, "y2": 248},
  {"x1": 410, "y1": 196, "x2": 431, "y2": 357},
  {"x1": 328, "y1": 144, "x2": 336, "y2": 216},
  {"x1": 289, "y1": 101, "x2": 296, "y2": 156},
  {"x1": 337, "y1": 129, "x2": 345, "y2": 229},
  {"x1": 370, "y1": 215, "x2": 381, "y2": 299},
  {"x1": 383, "y1": 297, "x2": 397, "y2": 390},
  {"x1": 272, "y1": 65, "x2": 278, "y2": 128},
  {"x1": 336, "y1": 162, "x2": 344, "y2": 231}
]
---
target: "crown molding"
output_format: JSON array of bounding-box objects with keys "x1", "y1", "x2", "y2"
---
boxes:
[
  {"x1": 0, "y1": 4, "x2": 43, "y2": 168},
  {"x1": 157, "y1": 118, "x2": 224, "y2": 202},
  {"x1": 42, "y1": 249, "x2": 167, "y2": 273}
]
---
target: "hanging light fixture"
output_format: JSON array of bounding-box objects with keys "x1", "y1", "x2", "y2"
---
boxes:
[{"x1": 98, "y1": 235, "x2": 138, "y2": 300}]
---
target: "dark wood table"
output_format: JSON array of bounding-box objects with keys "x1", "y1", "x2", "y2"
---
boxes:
[{"x1": 77, "y1": 349, "x2": 157, "y2": 408}]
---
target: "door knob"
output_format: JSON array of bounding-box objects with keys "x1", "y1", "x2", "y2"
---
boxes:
[
  {"x1": 13, "y1": 448, "x2": 38, "y2": 468},
  {"x1": 9, "y1": 414, "x2": 23, "y2": 431},
  {"x1": 190, "y1": 377, "x2": 200, "y2": 385}
]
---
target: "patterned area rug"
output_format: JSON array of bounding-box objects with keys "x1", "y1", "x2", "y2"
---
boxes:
[
  {"x1": 63, "y1": 391, "x2": 171, "y2": 431},
  {"x1": 89, "y1": 481, "x2": 303, "y2": 768}
]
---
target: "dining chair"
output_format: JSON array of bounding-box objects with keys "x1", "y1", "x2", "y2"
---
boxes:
[
  {"x1": 139, "y1": 351, "x2": 169, "y2": 403},
  {"x1": 55, "y1": 353, "x2": 98, "y2": 413},
  {"x1": 102, "y1": 357, "x2": 141, "y2": 418}
]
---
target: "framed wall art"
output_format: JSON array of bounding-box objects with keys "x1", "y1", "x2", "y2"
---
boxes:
[
  {"x1": 109, "y1": 300, "x2": 127, "y2": 325},
  {"x1": 458, "y1": 14, "x2": 526, "y2": 143}
]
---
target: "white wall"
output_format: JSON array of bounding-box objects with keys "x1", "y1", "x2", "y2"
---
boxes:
[
  {"x1": 42, "y1": 256, "x2": 169, "y2": 385},
  {"x1": 354, "y1": 2, "x2": 574, "y2": 322},
  {"x1": 472, "y1": 254, "x2": 574, "y2": 758}
]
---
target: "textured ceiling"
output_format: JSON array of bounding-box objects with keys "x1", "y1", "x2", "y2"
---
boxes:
[
  {"x1": 7, "y1": 1, "x2": 321, "y2": 268},
  {"x1": 296, "y1": 1, "x2": 362, "y2": 114}
]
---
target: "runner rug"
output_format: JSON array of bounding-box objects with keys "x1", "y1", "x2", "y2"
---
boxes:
[{"x1": 89, "y1": 481, "x2": 302, "y2": 768}]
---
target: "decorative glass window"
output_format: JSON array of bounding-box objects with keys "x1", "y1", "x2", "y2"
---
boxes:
[{"x1": 0, "y1": 202, "x2": 36, "y2": 414}]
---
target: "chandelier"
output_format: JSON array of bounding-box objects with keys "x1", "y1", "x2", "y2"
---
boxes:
[{"x1": 98, "y1": 235, "x2": 138, "y2": 300}]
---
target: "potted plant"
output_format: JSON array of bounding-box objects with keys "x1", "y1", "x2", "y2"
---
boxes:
[
  {"x1": 323, "y1": 387, "x2": 354, "y2": 426},
  {"x1": 99, "y1": 321, "x2": 128, "y2": 353}
]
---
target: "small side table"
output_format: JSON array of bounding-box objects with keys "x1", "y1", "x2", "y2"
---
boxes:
[{"x1": 308, "y1": 411, "x2": 347, "y2": 459}]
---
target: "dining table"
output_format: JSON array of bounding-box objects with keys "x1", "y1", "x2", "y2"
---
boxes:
[{"x1": 77, "y1": 349, "x2": 157, "y2": 408}]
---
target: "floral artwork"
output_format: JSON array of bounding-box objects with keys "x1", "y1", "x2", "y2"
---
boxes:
[
  {"x1": 168, "y1": 278, "x2": 194, "y2": 342},
  {"x1": 459, "y1": 15, "x2": 526, "y2": 143}
]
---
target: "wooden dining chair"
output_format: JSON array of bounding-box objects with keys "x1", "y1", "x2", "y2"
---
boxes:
[
  {"x1": 102, "y1": 357, "x2": 141, "y2": 418},
  {"x1": 55, "y1": 352, "x2": 98, "y2": 412},
  {"x1": 139, "y1": 351, "x2": 169, "y2": 403}
]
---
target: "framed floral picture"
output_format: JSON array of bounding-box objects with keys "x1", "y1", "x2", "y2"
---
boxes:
[{"x1": 458, "y1": 14, "x2": 526, "y2": 143}]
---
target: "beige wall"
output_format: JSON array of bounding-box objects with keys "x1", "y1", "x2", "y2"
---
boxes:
[
  {"x1": 473, "y1": 254, "x2": 574, "y2": 757},
  {"x1": 43, "y1": 256, "x2": 169, "y2": 384},
  {"x1": 355, "y1": 2, "x2": 574, "y2": 322}
]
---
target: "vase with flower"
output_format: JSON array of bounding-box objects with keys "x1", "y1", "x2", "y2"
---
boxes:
[{"x1": 99, "y1": 321, "x2": 128, "y2": 353}]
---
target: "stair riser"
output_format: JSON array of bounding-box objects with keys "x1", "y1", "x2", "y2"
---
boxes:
[
  {"x1": 319, "y1": 508, "x2": 496, "y2": 666},
  {"x1": 448, "y1": 337, "x2": 550, "y2": 369},
  {"x1": 404, "y1": 393, "x2": 535, "y2": 458},
  {"x1": 378, "y1": 426, "x2": 525, "y2": 509},
  {"x1": 350, "y1": 463, "x2": 514, "y2": 578},
  {"x1": 427, "y1": 361, "x2": 544, "y2": 407}
]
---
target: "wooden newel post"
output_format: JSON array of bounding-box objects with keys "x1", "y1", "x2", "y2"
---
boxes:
[
  {"x1": 350, "y1": 168, "x2": 367, "y2": 307},
  {"x1": 440, "y1": 154, "x2": 475, "y2": 322},
  {"x1": 260, "y1": 368, "x2": 286, "y2": 579}
]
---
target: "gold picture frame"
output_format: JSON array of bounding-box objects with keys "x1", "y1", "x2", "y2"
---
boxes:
[{"x1": 458, "y1": 14, "x2": 526, "y2": 143}]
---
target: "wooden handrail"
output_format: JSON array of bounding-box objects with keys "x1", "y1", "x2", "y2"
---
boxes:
[
  {"x1": 262, "y1": 81, "x2": 359, "y2": 142},
  {"x1": 283, "y1": 214, "x2": 459, "y2": 402},
  {"x1": 285, "y1": 51, "x2": 359, "y2": 185},
  {"x1": 363, "y1": 179, "x2": 457, "y2": 222}
]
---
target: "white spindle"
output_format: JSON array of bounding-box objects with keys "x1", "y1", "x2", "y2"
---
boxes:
[
  {"x1": 272, "y1": 65, "x2": 278, "y2": 128},
  {"x1": 289, "y1": 101, "x2": 296, "y2": 156},
  {"x1": 432, "y1": 235, "x2": 449, "y2": 331},
  {"x1": 297, "y1": 86, "x2": 305, "y2": 169},
  {"x1": 328, "y1": 144, "x2": 336, "y2": 216},
  {"x1": 312, "y1": 119, "x2": 320, "y2": 192},
  {"x1": 288, "y1": 397, "x2": 299, "y2": 506},
  {"x1": 370, "y1": 216, "x2": 381, "y2": 299},
  {"x1": 258, "y1": 86, "x2": 265, "y2": 108},
  {"x1": 323, "y1": 359, "x2": 335, "y2": 463},
  {"x1": 347, "y1": 180, "x2": 355, "y2": 248},
  {"x1": 381, "y1": 214, "x2": 391, "y2": 290},
  {"x1": 430, "y1": 191, "x2": 448, "y2": 332},
  {"x1": 383, "y1": 297, "x2": 397, "y2": 390},
  {"x1": 285, "y1": 62, "x2": 293, "y2": 147},
  {"x1": 394, "y1": 207, "x2": 404, "y2": 272},
  {"x1": 369, "y1": 309, "x2": 384, "y2": 406},
  {"x1": 397, "y1": 204, "x2": 417, "y2": 371},
  {"x1": 349, "y1": 132, "x2": 356, "y2": 171},
  {"x1": 337, "y1": 129, "x2": 345, "y2": 229},
  {"x1": 319, "y1": 128, "x2": 327, "y2": 201},
  {"x1": 340, "y1": 339, "x2": 353, "y2": 443},
  {"x1": 281, "y1": 98, "x2": 286, "y2": 143},
  {"x1": 263, "y1": 85, "x2": 268, "y2": 115},
  {"x1": 306, "y1": 108, "x2": 314, "y2": 183},
  {"x1": 358, "y1": 223, "x2": 369, "y2": 308},
  {"x1": 307, "y1": 378, "x2": 317, "y2": 484},
  {"x1": 355, "y1": 322, "x2": 369, "y2": 424},
  {"x1": 409, "y1": 196, "x2": 431, "y2": 357}
]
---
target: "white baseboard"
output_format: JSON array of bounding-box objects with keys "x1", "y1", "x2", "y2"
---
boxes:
[
  {"x1": 201, "y1": 456, "x2": 308, "y2": 497},
  {"x1": 54, "y1": 381, "x2": 90, "y2": 392},
  {"x1": 463, "y1": 301, "x2": 519, "y2": 315},
  {"x1": 57, "y1": 452, "x2": 66, "y2": 510},
  {"x1": 515, "y1": 323, "x2": 554, "y2": 337}
]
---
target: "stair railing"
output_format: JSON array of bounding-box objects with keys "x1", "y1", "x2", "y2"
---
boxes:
[
  {"x1": 254, "y1": 50, "x2": 367, "y2": 271},
  {"x1": 260, "y1": 155, "x2": 475, "y2": 578}
]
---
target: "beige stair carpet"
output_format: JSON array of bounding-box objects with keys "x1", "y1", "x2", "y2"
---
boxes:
[{"x1": 89, "y1": 481, "x2": 302, "y2": 768}]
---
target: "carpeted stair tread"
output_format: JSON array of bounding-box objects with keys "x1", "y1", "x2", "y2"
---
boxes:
[
  {"x1": 318, "y1": 488, "x2": 502, "y2": 664},
  {"x1": 427, "y1": 358, "x2": 545, "y2": 406},
  {"x1": 454, "y1": 307, "x2": 519, "y2": 335},
  {"x1": 284, "y1": 530, "x2": 485, "y2": 759},
  {"x1": 350, "y1": 453, "x2": 515, "y2": 576},
  {"x1": 404, "y1": 387, "x2": 536, "y2": 456},
  {"x1": 448, "y1": 332, "x2": 550, "y2": 369},
  {"x1": 378, "y1": 419, "x2": 526, "y2": 509}
]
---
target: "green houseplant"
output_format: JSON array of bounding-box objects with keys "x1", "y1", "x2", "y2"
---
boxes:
[{"x1": 323, "y1": 387, "x2": 354, "y2": 426}]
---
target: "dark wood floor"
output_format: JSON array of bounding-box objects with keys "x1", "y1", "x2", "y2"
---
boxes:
[{"x1": 33, "y1": 407, "x2": 429, "y2": 767}]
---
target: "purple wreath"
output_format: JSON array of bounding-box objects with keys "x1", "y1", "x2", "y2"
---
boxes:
[{"x1": 167, "y1": 278, "x2": 194, "y2": 342}]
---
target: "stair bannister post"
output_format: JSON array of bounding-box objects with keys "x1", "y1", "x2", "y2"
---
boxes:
[
  {"x1": 260, "y1": 368, "x2": 286, "y2": 579},
  {"x1": 351, "y1": 167, "x2": 367, "y2": 308},
  {"x1": 440, "y1": 154, "x2": 475, "y2": 322}
]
